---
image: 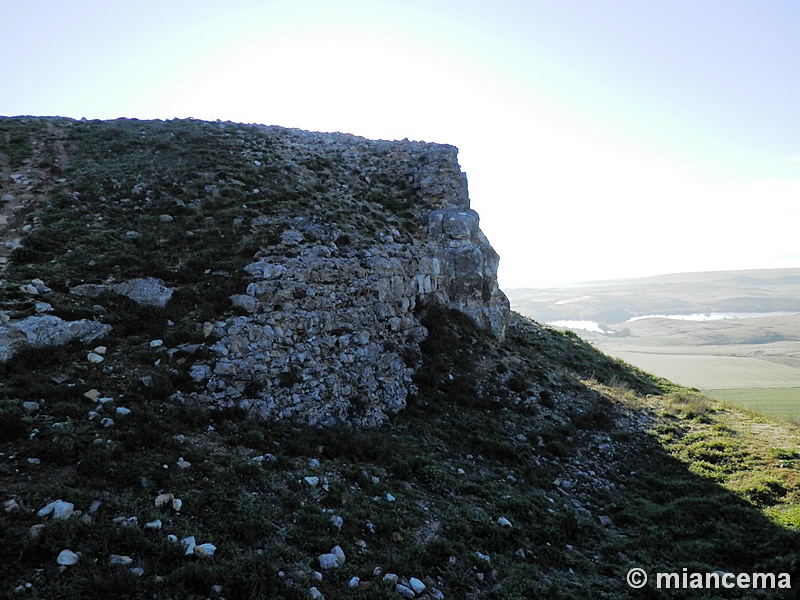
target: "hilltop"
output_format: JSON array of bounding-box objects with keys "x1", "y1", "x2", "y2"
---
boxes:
[{"x1": 1, "y1": 117, "x2": 798, "y2": 599}]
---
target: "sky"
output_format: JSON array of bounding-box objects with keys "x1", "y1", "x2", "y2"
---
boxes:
[{"x1": 2, "y1": 0, "x2": 799, "y2": 287}]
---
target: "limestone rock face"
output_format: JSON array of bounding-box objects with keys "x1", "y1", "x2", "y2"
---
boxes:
[{"x1": 190, "y1": 135, "x2": 509, "y2": 426}]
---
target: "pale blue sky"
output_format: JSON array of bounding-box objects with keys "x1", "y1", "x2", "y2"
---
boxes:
[{"x1": 2, "y1": 0, "x2": 799, "y2": 286}]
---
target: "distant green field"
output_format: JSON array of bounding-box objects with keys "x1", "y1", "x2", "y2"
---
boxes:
[
  {"x1": 603, "y1": 351, "x2": 800, "y2": 422},
  {"x1": 704, "y1": 387, "x2": 800, "y2": 422},
  {"x1": 609, "y1": 352, "x2": 800, "y2": 389}
]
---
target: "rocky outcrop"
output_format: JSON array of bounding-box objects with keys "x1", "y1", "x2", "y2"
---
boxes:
[
  {"x1": 0, "y1": 315, "x2": 111, "y2": 362},
  {"x1": 187, "y1": 136, "x2": 509, "y2": 426}
]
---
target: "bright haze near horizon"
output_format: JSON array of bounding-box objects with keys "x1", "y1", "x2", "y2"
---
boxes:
[{"x1": 2, "y1": 0, "x2": 799, "y2": 288}]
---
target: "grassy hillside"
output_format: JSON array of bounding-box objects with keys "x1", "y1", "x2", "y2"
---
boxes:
[{"x1": 1, "y1": 118, "x2": 799, "y2": 598}]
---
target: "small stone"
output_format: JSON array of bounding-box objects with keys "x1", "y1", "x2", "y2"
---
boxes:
[
  {"x1": 159, "y1": 214, "x2": 174, "y2": 222},
  {"x1": 331, "y1": 545, "x2": 345, "y2": 563},
  {"x1": 22, "y1": 401, "x2": 40, "y2": 414},
  {"x1": 598, "y1": 515, "x2": 613, "y2": 527},
  {"x1": 172, "y1": 498, "x2": 183, "y2": 512},
  {"x1": 93, "y1": 346, "x2": 107, "y2": 355},
  {"x1": 304, "y1": 476, "x2": 320, "y2": 487},
  {"x1": 476, "y1": 551, "x2": 491, "y2": 563},
  {"x1": 101, "y1": 417, "x2": 115, "y2": 428},
  {"x1": 145, "y1": 519, "x2": 162, "y2": 530},
  {"x1": 308, "y1": 458, "x2": 321, "y2": 469},
  {"x1": 318, "y1": 553, "x2": 340, "y2": 570},
  {"x1": 2, "y1": 194, "x2": 15, "y2": 202},
  {"x1": 348, "y1": 576, "x2": 360, "y2": 588},
  {"x1": 29, "y1": 524, "x2": 44, "y2": 538},
  {"x1": 83, "y1": 389, "x2": 101, "y2": 401},
  {"x1": 116, "y1": 407, "x2": 131, "y2": 416},
  {"x1": 112, "y1": 516, "x2": 138, "y2": 527},
  {"x1": 194, "y1": 543, "x2": 216, "y2": 557},
  {"x1": 313, "y1": 571, "x2": 323, "y2": 581},
  {"x1": 386, "y1": 493, "x2": 395, "y2": 502},
  {"x1": 4, "y1": 498, "x2": 20, "y2": 513},
  {"x1": 497, "y1": 516, "x2": 512, "y2": 528},
  {"x1": 37, "y1": 499, "x2": 74, "y2": 519},
  {"x1": 27, "y1": 457, "x2": 41, "y2": 465},
  {"x1": 181, "y1": 536, "x2": 196, "y2": 555},
  {"x1": 150, "y1": 339, "x2": 164, "y2": 348},
  {"x1": 155, "y1": 493, "x2": 174, "y2": 508},
  {"x1": 330, "y1": 515, "x2": 343, "y2": 529},
  {"x1": 395, "y1": 584, "x2": 415, "y2": 599},
  {"x1": 87, "y1": 352, "x2": 104, "y2": 364},
  {"x1": 309, "y1": 587, "x2": 323, "y2": 599},
  {"x1": 383, "y1": 573, "x2": 398, "y2": 584},
  {"x1": 409, "y1": 577, "x2": 426, "y2": 594},
  {"x1": 130, "y1": 567, "x2": 145, "y2": 577},
  {"x1": 515, "y1": 548, "x2": 526, "y2": 558},
  {"x1": 57, "y1": 549, "x2": 79, "y2": 566},
  {"x1": 108, "y1": 554, "x2": 133, "y2": 566},
  {"x1": 176, "y1": 457, "x2": 192, "y2": 469}
]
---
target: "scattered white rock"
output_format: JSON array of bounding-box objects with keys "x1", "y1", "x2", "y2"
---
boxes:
[
  {"x1": 476, "y1": 551, "x2": 491, "y2": 563},
  {"x1": 331, "y1": 545, "x2": 345, "y2": 564},
  {"x1": 330, "y1": 515, "x2": 343, "y2": 529},
  {"x1": 93, "y1": 346, "x2": 107, "y2": 355},
  {"x1": 308, "y1": 458, "x2": 320, "y2": 469},
  {"x1": 598, "y1": 515, "x2": 613, "y2": 527},
  {"x1": 395, "y1": 584, "x2": 415, "y2": 599},
  {"x1": 83, "y1": 389, "x2": 101, "y2": 401},
  {"x1": 29, "y1": 524, "x2": 45, "y2": 538},
  {"x1": 318, "y1": 553, "x2": 339, "y2": 570},
  {"x1": 515, "y1": 548, "x2": 526, "y2": 558},
  {"x1": 87, "y1": 352, "x2": 104, "y2": 364},
  {"x1": 304, "y1": 476, "x2": 320, "y2": 487},
  {"x1": 112, "y1": 516, "x2": 138, "y2": 527},
  {"x1": 130, "y1": 567, "x2": 145, "y2": 577},
  {"x1": 37, "y1": 499, "x2": 74, "y2": 520},
  {"x1": 4, "y1": 498, "x2": 20, "y2": 513},
  {"x1": 309, "y1": 587, "x2": 323, "y2": 599},
  {"x1": 176, "y1": 457, "x2": 192, "y2": 469},
  {"x1": 348, "y1": 576, "x2": 360, "y2": 588},
  {"x1": 497, "y1": 516, "x2": 513, "y2": 528},
  {"x1": 430, "y1": 587, "x2": 446, "y2": 600},
  {"x1": 116, "y1": 407, "x2": 131, "y2": 416},
  {"x1": 150, "y1": 339, "x2": 164, "y2": 348},
  {"x1": 144, "y1": 519, "x2": 162, "y2": 530},
  {"x1": 386, "y1": 493, "x2": 396, "y2": 502},
  {"x1": 194, "y1": 543, "x2": 216, "y2": 558},
  {"x1": 172, "y1": 498, "x2": 183, "y2": 512},
  {"x1": 181, "y1": 536, "x2": 197, "y2": 555},
  {"x1": 409, "y1": 577, "x2": 426, "y2": 594},
  {"x1": 383, "y1": 573, "x2": 399, "y2": 584},
  {"x1": 312, "y1": 571, "x2": 323, "y2": 582},
  {"x1": 108, "y1": 554, "x2": 133, "y2": 566},
  {"x1": 27, "y1": 458, "x2": 41, "y2": 465},
  {"x1": 22, "y1": 401, "x2": 39, "y2": 414},
  {"x1": 101, "y1": 417, "x2": 115, "y2": 428},
  {"x1": 155, "y1": 493, "x2": 174, "y2": 508},
  {"x1": 57, "y1": 549, "x2": 79, "y2": 566}
]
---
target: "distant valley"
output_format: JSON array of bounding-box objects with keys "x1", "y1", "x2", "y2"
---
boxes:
[{"x1": 507, "y1": 268, "x2": 800, "y2": 421}]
